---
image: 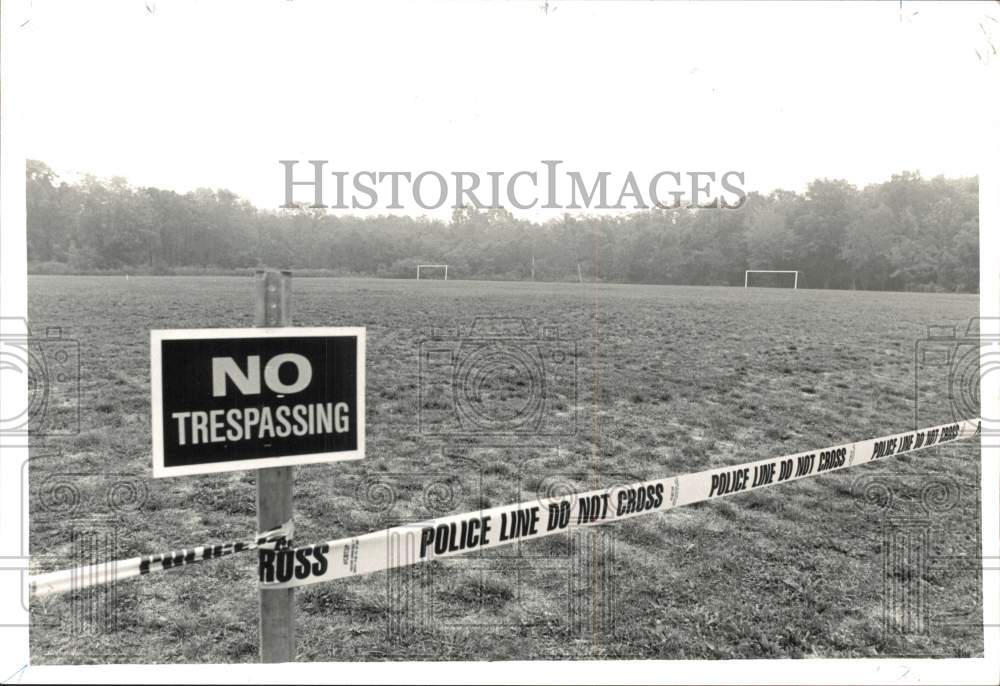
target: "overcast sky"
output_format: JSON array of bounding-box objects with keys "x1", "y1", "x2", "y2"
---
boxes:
[{"x1": 16, "y1": 0, "x2": 999, "y2": 218}]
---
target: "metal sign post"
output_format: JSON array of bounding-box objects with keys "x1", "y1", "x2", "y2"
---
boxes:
[
  {"x1": 147, "y1": 268, "x2": 365, "y2": 660},
  {"x1": 255, "y1": 269, "x2": 295, "y2": 663}
]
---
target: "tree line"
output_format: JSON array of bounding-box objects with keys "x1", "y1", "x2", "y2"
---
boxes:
[{"x1": 26, "y1": 160, "x2": 978, "y2": 292}]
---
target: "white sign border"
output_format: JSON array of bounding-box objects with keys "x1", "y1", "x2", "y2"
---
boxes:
[{"x1": 150, "y1": 326, "x2": 366, "y2": 478}]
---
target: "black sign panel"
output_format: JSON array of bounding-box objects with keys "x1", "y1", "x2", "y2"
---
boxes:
[{"x1": 151, "y1": 328, "x2": 365, "y2": 477}]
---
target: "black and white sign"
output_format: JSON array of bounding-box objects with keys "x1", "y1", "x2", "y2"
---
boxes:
[{"x1": 151, "y1": 327, "x2": 365, "y2": 477}]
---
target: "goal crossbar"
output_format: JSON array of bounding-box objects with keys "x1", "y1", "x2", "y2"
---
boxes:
[
  {"x1": 745, "y1": 270, "x2": 799, "y2": 289},
  {"x1": 417, "y1": 264, "x2": 449, "y2": 280}
]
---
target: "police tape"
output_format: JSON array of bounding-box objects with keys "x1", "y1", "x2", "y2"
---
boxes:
[
  {"x1": 24, "y1": 418, "x2": 983, "y2": 596},
  {"x1": 258, "y1": 418, "x2": 980, "y2": 589},
  {"x1": 29, "y1": 521, "x2": 293, "y2": 598}
]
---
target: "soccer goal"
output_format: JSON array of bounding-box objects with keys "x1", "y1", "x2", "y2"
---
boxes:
[
  {"x1": 417, "y1": 264, "x2": 449, "y2": 280},
  {"x1": 745, "y1": 270, "x2": 800, "y2": 289}
]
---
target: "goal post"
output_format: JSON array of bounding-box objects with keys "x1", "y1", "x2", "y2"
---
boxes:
[
  {"x1": 416, "y1": 264, "x2": 448, "y2": 280},
  {"x1": 745, "y1": 270, "x2": 800, "y2": 289}
]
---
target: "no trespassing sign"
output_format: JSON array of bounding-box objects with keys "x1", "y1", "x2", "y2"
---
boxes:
[{"x1": 150, "y1": 327, "x2": 365, "y2": 477}]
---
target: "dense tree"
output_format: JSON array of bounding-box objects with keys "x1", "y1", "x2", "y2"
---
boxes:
[{"x1": 25, "y1": 161, "x2": 978, "y2": 292}]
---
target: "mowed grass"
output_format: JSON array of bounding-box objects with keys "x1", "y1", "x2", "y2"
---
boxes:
[{"x1": 27, "y1": 276, "x2": 982, "y2": 662}]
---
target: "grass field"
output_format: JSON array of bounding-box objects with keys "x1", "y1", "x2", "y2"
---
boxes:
[{"x1": 27, "y1": 275, "x2": 982, "y2": 662}]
